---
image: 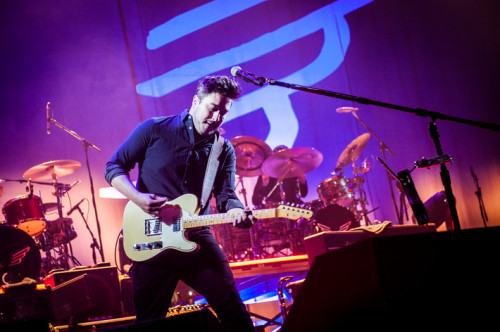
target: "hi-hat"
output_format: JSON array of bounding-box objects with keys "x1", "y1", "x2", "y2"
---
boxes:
[
  {"x1": 262, "y1": 147, "x2": 323, "y2": 179},
  {"x1": 23, "y1": 160, "x2": 81, "y2": 181},
  {"x1": 230, "y1": 136, "x2": 272, "y2": 177},
  {"x1": 336, "y1": 133, "x2": 370, "y2": 169}
]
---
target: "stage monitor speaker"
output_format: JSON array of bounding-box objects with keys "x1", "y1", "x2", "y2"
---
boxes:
[
  {"x1": 282, "y1": 226, "x2": 500, "y2": 331},
  {"x1": 44, "y1": 265, "x2": 123, "y2": 323}
]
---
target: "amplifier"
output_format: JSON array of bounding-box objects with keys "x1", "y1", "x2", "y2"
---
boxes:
[{"x1": 44, "y1": 265, "x2": 123, "y2": 323}]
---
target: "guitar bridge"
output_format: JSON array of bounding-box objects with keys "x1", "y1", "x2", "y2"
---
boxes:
[{"x1": 145, "y1": 218, "x2": 162, "y2": 236}]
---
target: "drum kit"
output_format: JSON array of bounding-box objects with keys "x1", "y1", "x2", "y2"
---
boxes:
[
  {"x1": 1, "y1": 160, "x2": 82, "y2": 284},
  {"x1": 213, "y1": 134, "x2": 374, "y2": 262}
]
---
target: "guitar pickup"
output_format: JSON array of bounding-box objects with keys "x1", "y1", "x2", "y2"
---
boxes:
[
  {"x1": 145, "y1": 218, "x2": 162, "y2": 236},
  {"x1": 133, "y1": 241, "x2": 163, "y2": 251}
]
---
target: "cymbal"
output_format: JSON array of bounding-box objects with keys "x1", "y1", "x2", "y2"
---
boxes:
[
  {"x1": 23, "y1": 160, "x2": 81, "y2": 181},
  {"x1": 230, "y1": 136, "x2": 272, "y2": 177},
  {"x1": 262, "y1": 147, "x2": 323, "y2": 179},
  {"x1": 336, "y1": 133, "x2": 370, "y2": 169}
]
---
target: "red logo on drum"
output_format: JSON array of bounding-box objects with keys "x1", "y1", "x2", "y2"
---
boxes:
[{"x1": 0, "y1": 247, "x2": 31, "y2": 267}]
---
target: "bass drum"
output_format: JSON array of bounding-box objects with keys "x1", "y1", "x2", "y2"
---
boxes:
[
  {"x1": 314, "y1": 204, "x2": 360, "y2": 231},
  {"x1": 0, "y1": 226, "x2": 41, "y2": 285}
]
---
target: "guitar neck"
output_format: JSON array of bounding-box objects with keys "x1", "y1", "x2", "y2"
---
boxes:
[{"x1": 182, "y1": 208, "x2": 277, "y2": 229}]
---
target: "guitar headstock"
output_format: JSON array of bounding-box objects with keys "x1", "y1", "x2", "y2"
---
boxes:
[{"x1": 276, "y1": 204, "x2": 313, "y2": 220}]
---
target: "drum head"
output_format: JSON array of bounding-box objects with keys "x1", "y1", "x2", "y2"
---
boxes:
[
  {"x1": 315, "y1": 204, "x2": 359, "y2": 231},
  {"x1": 0, "y1": 226, "x2": 41, "y2": 285}
]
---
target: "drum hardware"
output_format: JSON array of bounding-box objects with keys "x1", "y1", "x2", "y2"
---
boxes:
[{"x1": 7, "y1": 160, "x2": 84, "y2": 273}]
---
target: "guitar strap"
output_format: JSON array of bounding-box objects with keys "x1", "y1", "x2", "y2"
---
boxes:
[{"x1": 200, "y1": 134, "x2": 225, "y2": 210}]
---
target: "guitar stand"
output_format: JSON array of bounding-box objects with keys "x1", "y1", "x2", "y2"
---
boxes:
[{"x1": 247, "y1": 276, "x2": 294, "y2": 331}]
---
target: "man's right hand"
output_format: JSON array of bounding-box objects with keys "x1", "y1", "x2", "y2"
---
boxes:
[
  {"x1": 133, "y1": 193, "x2": 168, "y2": 216},
  {"x1": 110, "y1": 175, "x2": 168, "y2": 216}
]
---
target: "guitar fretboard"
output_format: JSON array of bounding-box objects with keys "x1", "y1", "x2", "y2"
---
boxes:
[{"x1": 182, "y1": 208, "x2": 277, "y2": 228}]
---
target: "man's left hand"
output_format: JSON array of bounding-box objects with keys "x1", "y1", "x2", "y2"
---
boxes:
[{"x1": 229, "y1": 207, "x2": 258, "y2": 229}]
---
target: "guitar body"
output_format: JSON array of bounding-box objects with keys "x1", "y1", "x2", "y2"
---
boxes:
[
  {"x1": 122, "y1": 193, "x2": 313, "y2": 262},
  {"x1": 122, "y1": 194, "x2": 200, "y2": 262}
]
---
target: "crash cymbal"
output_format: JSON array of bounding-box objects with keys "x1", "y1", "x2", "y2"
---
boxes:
[
  {"x1": 336, "y1": 133, "x2": 370, "y2": 169},
  {"x1": 23, "y1": 160, "x2": 81, "y2": 181},
  {"x1": 230, "y1": 136, "x2": 272, "y2": 177},
  {"x1": 262, "y1": 147, "x2": 323, "y2": 179}
]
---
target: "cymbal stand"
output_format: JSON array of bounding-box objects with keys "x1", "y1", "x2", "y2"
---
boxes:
[
  {"x1": 350, "y1": 111, "x2": 401, "y2": 224},
  {"x1": 264, "y1": 167, "x2": 291, "y2": 203},
  {"x1": 48, "y1": 107, "x2": 105, "y2": 261},
  {"x1": 49, "y1": 175, "x2": 75, "y2": 270},
  {"x1": 350, "y1": 165, "x2": 371, "y2": 226}
]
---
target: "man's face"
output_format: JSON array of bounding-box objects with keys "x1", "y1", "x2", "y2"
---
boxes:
[{"x1": 189, "y1": 92, "x2": 232, "y2": 136}]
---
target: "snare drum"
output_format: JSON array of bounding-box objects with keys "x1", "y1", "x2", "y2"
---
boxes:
[
  {"x1": 2, "y1": 195, "x2": 47, "y2": 236},
  {"x1": 317, "y1": 176, "x2": 355, "y2": 207}
]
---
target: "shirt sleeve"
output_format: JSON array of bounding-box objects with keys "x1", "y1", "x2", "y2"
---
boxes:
[
  {"x1": 213, "y1": 140, "x2": 245, "y2": 212},
  {"x1": 104, "y1": 119, "x2": 154, "y2": 185}
]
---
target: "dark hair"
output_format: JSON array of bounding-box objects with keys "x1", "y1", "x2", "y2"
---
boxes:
[{"x1": 196, "y1": 75, "x2": 241, "y2": 100}]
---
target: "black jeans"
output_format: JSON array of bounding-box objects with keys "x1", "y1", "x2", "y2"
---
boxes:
[{"x1": 130, "y1": 228, "x2": 255, "y2": 331}]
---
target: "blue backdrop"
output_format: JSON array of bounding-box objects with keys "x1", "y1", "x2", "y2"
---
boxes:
[{"x1": 1, "y1": 0, "x2": 499, "y2": 267}]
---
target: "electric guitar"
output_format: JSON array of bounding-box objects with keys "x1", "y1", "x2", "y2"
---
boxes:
[{"x1": 122, "y1": 193, "x2": 313, "y2": 262}]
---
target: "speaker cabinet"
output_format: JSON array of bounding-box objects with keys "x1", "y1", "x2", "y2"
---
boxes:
[
  {"x1": 282, "y1": 227, "x2": 500, "y2": 331},
  {"x1": 44, "y1": 265, "x2": 123, "y2": 323}
]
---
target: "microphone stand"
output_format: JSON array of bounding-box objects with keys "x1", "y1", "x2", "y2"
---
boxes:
[
  {"x1": 49, "y1": 115, "x2": 105, "y2": 261},
  {"x1": 74, "y1": 205, "x2": 101, "y2": 265},
  {"x1": 264, "y1": 78, "x2": 500, "y2": 231}
]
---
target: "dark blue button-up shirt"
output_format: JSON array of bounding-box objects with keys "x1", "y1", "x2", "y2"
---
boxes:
[{"x1": 104, "y1": 110, "x2": 244, "y2": 215}]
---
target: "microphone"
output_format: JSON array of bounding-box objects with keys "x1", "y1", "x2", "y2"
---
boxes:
[
  {"x1": 230, "y1": 66, "x2": 266, "y2": 87},
  {"x1": 46, "y1": 102, "x2": 51, "y2": 134},
  {"x1": 67, "y1": 198, "x2": 85, "y2": 216},
  {"x1": 66, "y1": 179, "x2": 81, "y2": 192},
  {"x1": 336, "y1": 107, "x2": 359, "y2": 113}
]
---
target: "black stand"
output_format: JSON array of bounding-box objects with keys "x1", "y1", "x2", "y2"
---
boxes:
[
  {"x1": 75, "y1": 205, "x2": 101, "y2": 265},
  {"x1": 470, "y1": 167, "x2": 488, "y2": 227},
  {"x1": 263, "y1": 77, "x2": 500, "y2": 231},
  {"x1": 350, "y1": 111, "x2": 399, "y2": 224},
  {"x1": 48, "y1": 110, "x2": 105, "y2": 262}
]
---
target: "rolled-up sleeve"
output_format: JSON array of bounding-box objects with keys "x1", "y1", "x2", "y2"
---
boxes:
[{"x1": 104, "y1": 119, "x2": 153, "y2": 185}]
